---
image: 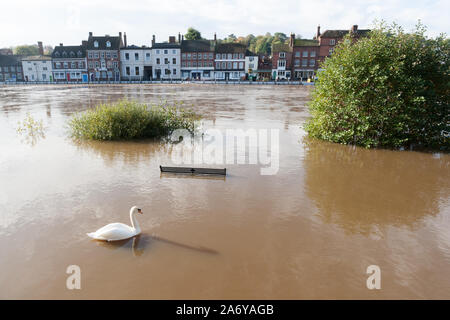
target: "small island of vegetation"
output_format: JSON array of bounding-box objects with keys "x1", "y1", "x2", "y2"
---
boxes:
[{"x1": 68, "y1": 100, "x2": 199, "y2": 140}]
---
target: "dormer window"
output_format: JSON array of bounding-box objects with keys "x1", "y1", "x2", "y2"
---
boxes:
[
  {"x1": 94, "y1": 41, "x2": 99, "y2": 48},
  {"x1": 70, "y1": 52, "x2": 75, "y2": 57},
  {"x1": 279, "y1": 52, "x2": 286, "y2": 58},
  {"x1": 54, "y1": 52, "x2": 60, "y2": 57},
  {"x1": 106, "y1": 41, "x2": 111, "y2": 48},
  {"x1": 62, "y1": 51, "x2": 67, "y2": 57},
  {"x1": 77, "y1": 51, "x2": 82, "y2": 57}
]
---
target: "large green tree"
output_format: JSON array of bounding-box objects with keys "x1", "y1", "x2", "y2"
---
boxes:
[
  {"x1": 306, "y1": 22, "x2": 449, "y2": 150},
  {"x1": 185, "y1": 27, "x2": 202, "y2": 40},
  {"x1": 14, "y1": 45, "x2": 39, "y2": 56}
]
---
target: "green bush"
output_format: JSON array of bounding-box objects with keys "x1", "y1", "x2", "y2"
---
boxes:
[
  {"x1": 306, "y1": 22, "x2": 449, "y2": 150},
  {"x1": 68, "y1": 99, "x2": 199, "y2": 140}
]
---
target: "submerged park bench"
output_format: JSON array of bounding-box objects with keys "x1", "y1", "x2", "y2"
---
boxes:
[{"x1": 160, "y1": 165, "x2": 226, "y2": 176}]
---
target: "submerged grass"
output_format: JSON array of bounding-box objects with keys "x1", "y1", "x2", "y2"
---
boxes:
[{"x1": 68, "y1": 99, "x2": 200, "y2": 140}]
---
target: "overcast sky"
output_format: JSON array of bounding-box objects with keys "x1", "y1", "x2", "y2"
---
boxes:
[{"x1": 1, "y1": 0, "x2": 449, "y2": 48}]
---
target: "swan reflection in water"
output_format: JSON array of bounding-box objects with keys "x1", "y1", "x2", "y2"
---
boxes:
[{"x1": 93, "y1": 234, "x2": 219, "y2": 257}]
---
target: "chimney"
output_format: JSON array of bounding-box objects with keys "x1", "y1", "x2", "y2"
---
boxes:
[
  {"x1": 290, "y1": 33, "x2": 295, "y2": 47},
  {"x1": 152, "y1": 35, "x2": 155, "y2": 46},
  {"x1": 38, "y1": 41, "x2": 44, "y2": 55},
  {"x1": 178, "y1": 32, "x2": 181, "y2": 43},
  {"x1": 182, "y1": 35, "x2": 184, "y2": 41},
  {"x1": 169, "y1": 36, "x2": 176, "y2": 43},
  {"x1": 124, "y1": 32, "x2": 127, "y2": 47},
  {"x1": 214, "y1": 32, "x2": 217, "y2": 45},
  {"x1": 316, "y1": 25, "x2": 321, "y2": 39},
  {"x1": 82, "y1": 40, "x2": 87, "y2": 48},
  {"x1": 59, "y1": 43, "x2": 63, "y2": 46},
  {"x1": 89, "y1": 32, "x2": 93, "y2": 38},
  {"x1": 351, "y1": 25, "x2": 358, "y2": 33}
]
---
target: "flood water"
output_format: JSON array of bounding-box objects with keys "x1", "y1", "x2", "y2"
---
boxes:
[{"x1": 0, "y1": 84, "x2": 449, "y2": 299}]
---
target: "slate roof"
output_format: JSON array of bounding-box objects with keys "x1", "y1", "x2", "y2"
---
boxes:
[
  {"x1": 152, "y1": 42, "x2": 181, "y2": 49},
  {"x1": 181, "y1": 40, "x2": 215, "y2": 52},
  {"x1": 320, "y1": 29, "x2": 370, "y2": 38},
  {"x1": 272, "y1": 43, "x2": 292, "y2": 53},
  {"x1": 0, "y1": 54, "x2": 21, "y2": 66},
  {"x1": 293, "y1": 39, "x2": 319, "y2": 47},
  {"x1": 52, "y1": 45, "x2": 86, "y2": 58},
  {"x1": 120, "y1": 45, "x2": 149, "y2": 50},
  {"x1": 215, "y1": 43, "x2": 246, "y2": 53},
  {"x1": 21, "y1": 55, "x2": 52, "y2": 61},
  {"x1": 87, "y1": 35, "x2": 122, "y2": 50}
]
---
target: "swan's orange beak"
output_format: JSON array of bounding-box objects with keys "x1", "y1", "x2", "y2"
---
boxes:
[{"x1": 138, "y1": 209, "x2": 143, "y2": 214}]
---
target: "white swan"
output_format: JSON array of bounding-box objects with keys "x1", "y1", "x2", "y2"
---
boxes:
[{"x1": 87, "y1": 206, "x2": 143, "y2": 241}]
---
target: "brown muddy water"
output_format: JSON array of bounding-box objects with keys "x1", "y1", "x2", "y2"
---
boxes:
[{"x1": 0, "y1": 84, "x2": 449, "y2": 299}]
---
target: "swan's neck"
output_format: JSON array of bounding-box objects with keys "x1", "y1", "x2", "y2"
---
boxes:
[{"x1": 130, "y1": 209, "x2": 141, "y2": 233}]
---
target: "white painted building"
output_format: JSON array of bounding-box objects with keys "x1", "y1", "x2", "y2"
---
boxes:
[
  {"x1": 151, "y1": 36, "x2": 181, "y2": 80},
  {"x1": 120, "y1": 45, "x2": 152, "y2": 80},
  {"x1": 245, "y1": 54, "x2": 258, "y2": 79},
  {"x1": 214, "y1": 43, "x2": 246, "y2": 80},
  {"x1": 22, "y1": 56, "x2": 53, "y2": 82}
]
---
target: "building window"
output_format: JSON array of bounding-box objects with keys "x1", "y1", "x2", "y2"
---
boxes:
[
  {"x1": 309, "y1": 59, "x2": 315, "y2": 67},
  {"x1": 278, "y1": 60, "x2": 285, "y2": 67},
  {"x1": 239, "y1": 62, "x2": 243, "y2": 69},
  {"x1": 227, "y1": 53, "x2": 232, "y2": 59},
  {"x1": 216, "y1": 62, "x2": 220, "y2": 69},
  {"x1": 193, "y1": 53, "x2": 197, "y2": 59},
  {"x1": 71, "y1": 62, "x2": 76, "y2": 68},
  {"x1": 165, "y1": 69, "x2": 170, "y2": 75},
  {"x1": 106, "y1": 41, "x2": 111, "y2": 47},
  {"x1": 182, "y1": 62, "x2": 186, "y2": 67},
  {"x1": 302, "y1": 51, "x2": 308, "y2": 57},
  {"x1": 125, "y1": 53, "x2": 129, "y2": 60},
  {"x1": 172, "y1": 50, "x2": 176, "y2": 54},
  {"x1": 203, "y1": 53, "x2": 207, "y2": 59},
  {"x1": 187, "y1": 53, "x2": 191, "y2": 59},
  {"x1": 310, "y1": 51, "x2": 316, "y2": 57},
  {"x1": 164, "y1": 49, "x2": 168, "y2": 54},
  {"x1": 279, "y1": 52, "x2": 285, "y2": 58},
  {"x1": 94, "y1": 41, "x2": 99, "y2": 48},
  {"x1": 135, "y1": 53, "x2": 139, "y2": 60},
  {"x1": 208, "y1": 62, "x2": 212, "y2": 67},
  {"x1": 94, "y1": 52, "x2": 99, "y2": 58},
  {"x1": 101, "y1": 52, "x2": 105, "y2": 58},
  {"x1": 95, "y1": 61, "x2": 99, "y2": 68},
  {"x1": 295, "y1": 51, "x2": 300, "y2": 57},
  {"x1": 173, "y1": 69, "x2": 176, "y2": 75},
  {"x1": 294, "y1": 59, "x2": 300, "y2": 67},
  {"x1": 329, "y1": 48, "x2": 334, "y2": 55},
  {"x1": 88, "y1": 62, "x2": 93, "y2": 68},
  {"x1": 112, "y1": 52, "x2": 118, "y2": 58},
  {"x1": 164, "y1": 58, "x2": 169, "y2": 64},
  {"x1": 182, "y1": 53, "x2": 186, "y2": 58},
  {"x1": 330, "y1": 39, "x2": 336, "y2": 45},
  {"x1": 106, "y1": 52, "x2": 111, "y2": 59},
  {"x1": 146, "y1": 53, "x2": 150, "y2": 60},
  {"x1": 135, "y1": 67, "x2": 139, "y2": 75},
  {"x1": 156, "y1": 58, "x2": 160, "y2": 64},
  {"x1": 232, "y1": 62, "x2": 237, "y2": 69},
  {"x1": 216, "y1": 54, "x2": 221, "y2": 59},
  {"x1": 64, "y1": 62, "x2": 68, "y2": 68},
  {"x1": 222, "y1": 62, "x2": 226, "y2": 69},
  {"x1": 209, "y1": 53, "x2": 213, "y2": 59},
  {"x1": 113, "y1": 61, "x2": 118, "y2": 68},
  {"x1": 172, "y1": 58, "x2": 176, "y2": 64},
  {"x1": 156, "y1": 50, "x2": 160, "y2": 54},
  {"x1": 239, "y1": 53, "x2": 244, "y2": 59},
  {"x1": 302, "y1": 59, "x2": 307, "y2": 67},
  {"x1": 188, "y1": 62, "x2": 191, "y2": 67}
]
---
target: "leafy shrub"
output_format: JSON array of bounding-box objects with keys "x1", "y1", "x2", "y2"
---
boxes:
[
  {"x1": 306, "y1": 22, "x2": 449, "y2": 150},
  {"x1": 68, "y1": 99, "x2": 199, "y2": 140}
]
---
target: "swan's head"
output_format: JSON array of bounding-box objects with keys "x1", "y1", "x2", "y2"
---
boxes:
[{"x1": 131, "y1": 206, "x2": 143, "y2": 215}]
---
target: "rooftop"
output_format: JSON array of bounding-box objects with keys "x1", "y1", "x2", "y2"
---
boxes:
[
  {"x1": 293, "y1": 39, "x2": 319, "y2": 47},
  {"x1": 181, "y1": 40, "x2": 215, "y2": 52},
  {"x1": 215, "y1": 43, "x2": 246, "y2": 53},
  {"x1": 87, "y1": 34, "x2": 122, "y2": 50},
  {"x1": 21, "y1": 55, "x2": 52, "y2": 61}
]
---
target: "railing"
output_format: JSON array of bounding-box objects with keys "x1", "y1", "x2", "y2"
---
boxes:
[{"x1": 0, "y1": 80, "x2": 313, "y2": 86}]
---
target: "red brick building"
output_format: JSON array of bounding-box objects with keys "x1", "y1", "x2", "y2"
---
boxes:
[
  {"x1": 86, "y1": 32, "x2": 123, "y2": 81},
  {"x1": 289, "y1": 33, "x2": 319, "y2": 80},
  {"x1": 271, "y1": 43, "x2": 292, "y2": 80},
  {"x1": 316, "y1": 25, "x2": 370, "y2": 64},
  {"x1": 181, "y1": 39, "x2": 215, "y2": 80}
]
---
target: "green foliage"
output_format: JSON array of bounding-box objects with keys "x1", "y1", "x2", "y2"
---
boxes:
[
  {"x1": 306, "y1": 22, "x2": 450, "y2": 150},
  {"x1": 17, "y1": 112, "x2": 46, "y2": 145},
  {"x1": 185, "y1": 27, "x2": 202, "y2": 40},
  {"x1": 14, "y1": 45, "x2": 40, "y2": 56},
  {"x1": 68, "y1": 100, "x2": 200, "y2": 141}
]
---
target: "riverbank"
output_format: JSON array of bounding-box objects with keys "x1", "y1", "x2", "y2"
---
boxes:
[{"x1": 0, "y1": 80, "x2": 314, "y2": 86}]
